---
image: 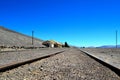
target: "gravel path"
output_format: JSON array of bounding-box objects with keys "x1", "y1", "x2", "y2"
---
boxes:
[
  {"x1": 80, "y1": 48, "x2": 120, "y2": 69},
  {"x1": 0, "y1": 48, "x2": 119, "y2": 80}
]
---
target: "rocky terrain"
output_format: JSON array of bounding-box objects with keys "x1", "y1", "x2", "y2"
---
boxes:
[
  {"x1": 80, "y1": 48, "x2": 120, "y2": 69},
  {"x1": 0, "y1": 26, "x2": 43, "y2": 47},
  {"x1": 0, "y1": 48, "x2": 119, "y2": 80}
]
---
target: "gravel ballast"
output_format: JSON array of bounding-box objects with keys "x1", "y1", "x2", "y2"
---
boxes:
[{"x1": 0, "y1": 48, "x2": 119, "y2": 80}]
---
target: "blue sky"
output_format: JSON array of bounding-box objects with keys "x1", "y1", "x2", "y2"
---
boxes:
[{"x1": 0, "y1": 0, "x2": 120, "y2": 47}]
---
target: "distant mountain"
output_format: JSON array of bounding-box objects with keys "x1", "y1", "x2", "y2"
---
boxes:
[
  {"x1": 97, "y1": 45, "x2": 120, "y2": 48},
  {"x1": 83, "y1": 45, "x2": 120, "y2": 48},
  {"x1": 0, "y1": 26, "x2": 44, "y2": 47}
]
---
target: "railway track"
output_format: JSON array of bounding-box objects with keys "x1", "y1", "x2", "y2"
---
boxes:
[
  {"x1": 0, "y1": 48, "x2": 119, "y2": 79},
  {"x1": 0, "y1": 50, "x2": 65, "y2": 72},
  {"x1": 0, "y1": 48, "x2": 119, "y2": 77},
  {"x1": 80, "y1": 49, "x2": 120, "y2": 76}
]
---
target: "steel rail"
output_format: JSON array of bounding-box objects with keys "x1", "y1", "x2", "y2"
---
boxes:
[
  {"x1": 80, "y1": 49, "x2": 120, "y2": 76},
  {"x1": 0, "y1": 50, "x2": 65, "y2": 72}
]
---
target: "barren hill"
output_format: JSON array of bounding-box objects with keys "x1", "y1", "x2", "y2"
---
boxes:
[{"x1": 0, "y1": 26, "x2": 44, "y2": 47}]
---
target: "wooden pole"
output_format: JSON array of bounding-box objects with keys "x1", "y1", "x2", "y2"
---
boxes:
[
  {"x1": 32, "y1": 31, "x2": 34, "y2": 45},
  {"x1": 116, "y1": 30, "x2": 118, "y2": 48}
]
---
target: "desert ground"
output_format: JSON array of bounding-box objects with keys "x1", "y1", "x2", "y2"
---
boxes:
[{"x1": 0, "y1": 48, "x2": 119, "y2": 80}]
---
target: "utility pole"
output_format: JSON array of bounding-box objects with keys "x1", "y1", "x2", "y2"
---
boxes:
[
  {"x1": 32, "y1": 31, "x2": 34, "y2": 45},
  {"x1": 116, "y1": 30, "x2": 118, "y2": 48}
]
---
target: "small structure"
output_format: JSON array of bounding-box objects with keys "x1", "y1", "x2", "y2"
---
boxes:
[{"x1": 42, "y1": 40, "x2": 63, "y2": 48}]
